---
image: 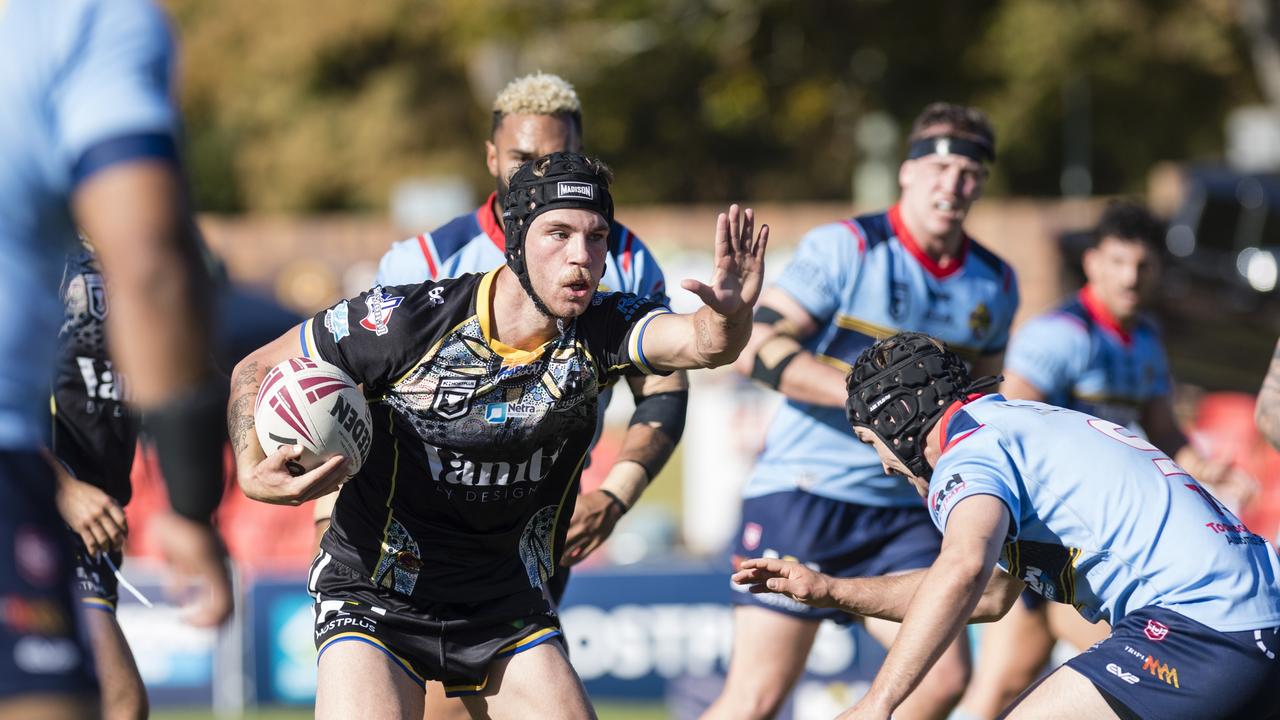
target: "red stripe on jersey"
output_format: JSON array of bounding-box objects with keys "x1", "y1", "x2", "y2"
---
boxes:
[
  {"x1": 621, "y1": 229, "x2": 634, "y2": 272},
  {"x1": 477, "y1": 192, "x2": 506, "y2": 252},
  {"x1": 840, "y1": 220, "x2": 867, "y2": 254},
  {"x1": 416, "y1": 234, "x2": 438, "y2": 280},
  {"x1": 888, "y1": 204, "x2": 969, "y2": 280},
  {"x1": 1078, "y1": 285, "x2": 1132, "y2": 347}
]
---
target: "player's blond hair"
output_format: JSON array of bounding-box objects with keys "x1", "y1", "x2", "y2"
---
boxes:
[{"x1": 491, "y1": 72, "x2": 584, "y2": 137}]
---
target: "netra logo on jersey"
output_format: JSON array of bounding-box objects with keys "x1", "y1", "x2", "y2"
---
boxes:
[{"x1": 422, "y1": 443, "x2": 562, "y2": 491}]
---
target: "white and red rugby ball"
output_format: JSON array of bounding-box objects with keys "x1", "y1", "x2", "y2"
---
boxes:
[{"x1": 253, "y1": 357, "x2": 372, "y2": 477}]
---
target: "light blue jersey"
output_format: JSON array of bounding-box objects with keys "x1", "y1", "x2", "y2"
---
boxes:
[
  {"x1": 930, "y1": 394, "x2": 1280, "y2": 632},
  {"x1": 748, "y1": 206, "x2": 1019, "y2": 506},
  {"x1": 1005, "y1": 287, "x2": 1171, "y2": 430},
  {"x1": 0, "y1": 0, "x2": 177, "y2": 449},
  {"x1": 376, "y1": 192, "x2": 667, "y2": 302}
]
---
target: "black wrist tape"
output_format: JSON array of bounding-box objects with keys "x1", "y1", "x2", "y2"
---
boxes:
[
  {"x1": 599, "y1": 488, "x2": 630, "y2": 515},
  {"x1": 141, "y1": 375, "x2": 229, "y2": 522},
  {"x1": 754, "y1": 306, "x2": 785, "y2": 326},
  {"x1": 628, "y1": 390, "x2": 688, "y2": 445}
]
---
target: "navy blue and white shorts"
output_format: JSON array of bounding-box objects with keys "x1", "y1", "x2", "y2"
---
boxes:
[
  {"x1": 0, "y1": 451, "x2": 96, "y2": 700},
  {"x1": 731, "y1": 490, "x2": 942, "y2": 623},
  {"x1": 1062, "y1": 606, "x2": 1280, "y2": 720}
]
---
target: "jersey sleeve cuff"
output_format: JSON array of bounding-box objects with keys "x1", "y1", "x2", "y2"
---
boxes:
[{"x1": 628, "y1": 309, "x2": 673, "y2": 375}]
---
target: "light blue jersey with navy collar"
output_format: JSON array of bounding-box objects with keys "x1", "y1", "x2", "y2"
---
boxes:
[
  {"x1": 747, "y1": 205, "x2": 1019, "y2": 507},
  {"x1": 376, "y1": 192, "x2": 667, "y2": 303},
  {"x1": 0, "y1": 0, "x2": 178, "y2": 449},
  {"x1": 1005, "y1": 286, "x2": 1171, "y2": 431},
  {"x1": 930, "y1": 394, "x2": 1280, "y2": 632}
]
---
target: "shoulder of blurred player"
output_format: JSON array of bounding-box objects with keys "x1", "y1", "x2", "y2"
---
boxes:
[{"x1": 606, "y1": 221, "x2": 667, "y2": 301}]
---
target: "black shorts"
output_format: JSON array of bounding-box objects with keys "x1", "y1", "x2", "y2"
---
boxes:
[
  {"x1": 0, "y1": 451, "x2": 96, "y2": 700},
  {"x1": 308, "y1": 551, "x2": 564, "y2": 696},
  {"x1": 70, "y1": 535, "x2": 121, "y2": 614},
  {"x1": 1064, "y1": 606, "x2": 1280, "y2": 720}
]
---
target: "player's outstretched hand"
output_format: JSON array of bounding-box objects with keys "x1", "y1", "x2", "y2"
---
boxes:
[
  {"x1": 53, "y1": 465, "x2": 128, "y2": 555},
  {"x1": 242, "y1": 445, "x2": 348, "y2": 506},
  {"x1": 732, "y1": 557, "x2": 834, "y2": 609},
  {"x1": 151, "y1": 511, "x2": 233, "y2": 627},
  {"x1": 560, "y1": 489, "x2": 626, "y2": 567},
  {"x1": 681, "y1": 204, "x2": 769, "y2": 318}
]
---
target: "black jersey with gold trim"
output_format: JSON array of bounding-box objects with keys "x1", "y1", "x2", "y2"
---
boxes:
[
  {"x1": 51, "y1": 249, "x2": 139, "y2": 505},
  {"x1": 303, "y1": 268, "x2": 670, "y2": 604}
]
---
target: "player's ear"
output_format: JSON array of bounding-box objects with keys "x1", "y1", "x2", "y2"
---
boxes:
[{"x1": 485, "y1": 140, "x2": 499, "y2": 178}]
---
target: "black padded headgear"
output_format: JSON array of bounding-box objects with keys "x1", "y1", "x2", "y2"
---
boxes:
[
  {"x1": 500, "y1": 151, "x2": 614, "y2": 318},
  {"x1": 845, "y1": 332, "x2": 999, "y2": 479}
]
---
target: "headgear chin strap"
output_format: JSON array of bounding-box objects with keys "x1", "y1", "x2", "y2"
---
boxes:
[
  {"x1": 907, "y1": 135, "x2": 995, "y2": 164},
  {"x1": 845, "y1": 332, "x2": 1000, "y2": 479},
  {"x1": 500, "y1": 151, "x2": 614, "y2": 319}
]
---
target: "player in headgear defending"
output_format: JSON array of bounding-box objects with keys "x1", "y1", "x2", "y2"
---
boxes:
[
  {"x1": 736, "y1": 332, "x2": 1280, "y2": 719},
  {"x1": 230, "y1": 152, "x2": 768, "y2": 719},
  {"x1": 958, "y1": 200, "x2": 1255, "y2": 717},
  {"x1": 0, "y1": 2, "x2": 233, "y2": 717},
  {"x1": 704, "y1": 103, "x2": 1018, "y2": 720},
  {"x1": 361, "y1": 70, "x2": 686, "y2": 588}
]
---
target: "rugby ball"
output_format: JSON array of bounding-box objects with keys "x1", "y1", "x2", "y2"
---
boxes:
[{"x1": 253, "y1": 357, "x2": 372, "y2": 477}]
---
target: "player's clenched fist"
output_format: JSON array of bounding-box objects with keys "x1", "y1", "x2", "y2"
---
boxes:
[{"x1": 732, "y1": 557, "x2": 835, "y2": 609}]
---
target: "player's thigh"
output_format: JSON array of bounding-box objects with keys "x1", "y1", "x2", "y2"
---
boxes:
[
  {"x1": 1046, "y1": 601, "x2": 1110, "y2": 652},
  {"x1": 0, "y1": 694, "x2": 97, "y2": 720},
  {"x1": 998, "y1": 665, "x2": 1118, "y2": 720},
  {"x1": 423, "y1": 681, "x2": 471, "y2": 720},
  {"x1": 316, "y1": 639, "x2": 424, "y2": 720},
  {"x1": 458, "y1": 641, "x2": 594, "y2": 720},
  {"x1": 82, "y1": 609, "x2": 146, "y2": 719},
  {"x1": 723, "y1": 604, "x2": 821, "y2": 689}
]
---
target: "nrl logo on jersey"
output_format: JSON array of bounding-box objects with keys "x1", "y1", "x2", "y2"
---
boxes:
[
  {"x1": 431, "y1": 376, "x2": 478, "y2": 420},
  {"x1": 324, "y1": 300, "x2": 350, "y2": 342},
  {"x1": 360, "y1": 286, "x2": 403, "y2": 336}
]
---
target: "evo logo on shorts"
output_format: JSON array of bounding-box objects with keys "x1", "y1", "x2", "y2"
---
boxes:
[{"x1": 1106, "y1": 663, "x2": 1140, "y2": 685}]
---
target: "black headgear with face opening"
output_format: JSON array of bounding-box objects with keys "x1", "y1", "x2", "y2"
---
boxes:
[
  {"x1": 845, "y1": 332, "x2": 999, "y2": 479},
  {"x1": 500, "y1": 151, "x2": 614, "y2": 318}
]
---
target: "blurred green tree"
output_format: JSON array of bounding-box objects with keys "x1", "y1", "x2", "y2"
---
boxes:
[{"x1": 164, "y1": 0, "x2": 1261, "y2": 212}]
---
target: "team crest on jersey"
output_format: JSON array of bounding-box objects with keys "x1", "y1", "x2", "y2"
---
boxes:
[
  {"x1": 889, "y1": 281, "x2": 909, "y2": 320},
  {"x1": 360, "y1": 287, "x2": 403, "y2": 336},
  {"x1": 968, "y1": 303, "x2": 991, "y2": 339},
  {"x1": 431, "y1": 376, "x2": 478, "y2": 420},
  {"x1": 84, "y1": 273, "x2": 108, "y2": 321},
  {"x1": 324, "y1": 300, "x2": 350, "y2": 343}
]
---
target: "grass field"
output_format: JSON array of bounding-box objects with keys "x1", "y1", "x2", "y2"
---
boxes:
[{"x1": 154, "y1": 703, "x2": 669, "y2": 719}]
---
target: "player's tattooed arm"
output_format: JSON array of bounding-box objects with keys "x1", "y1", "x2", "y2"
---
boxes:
[
  {"x1": 229, "y1": 324, "x2": 348, "y2": 506},
  {"x1": 227, "y1": 360, "x2": 261, "y2": 458},
  {"x1": 1257, "y1": 337, "x2": 1280, "y2": 450}
]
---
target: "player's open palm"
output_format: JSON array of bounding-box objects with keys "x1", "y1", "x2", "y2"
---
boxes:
[
  {"x1": 682, "y1": 203, "x2": 768, "y2": 317},
  {"x1": 732, "y1": 557, "x2": 832, "y2": 608}
]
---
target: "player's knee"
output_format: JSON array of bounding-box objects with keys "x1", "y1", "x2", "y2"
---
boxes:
[
  {"x1": 715, "y1": 683, "x2": 790, "y2": 720},
  {"x1": 101, "y1": 681, "x2": 148, "y2": 720}
]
